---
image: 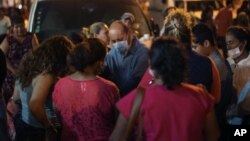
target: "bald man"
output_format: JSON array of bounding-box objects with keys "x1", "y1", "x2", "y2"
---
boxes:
[{"x1": 103, "y1": 20, "x2": 148, "y2": 97}]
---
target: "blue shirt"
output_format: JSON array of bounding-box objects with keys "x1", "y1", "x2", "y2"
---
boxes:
[
  {"x1": 210, "y1": 49, "x2": 229, "y2": 81},
  {"x1": 103, "y1": 39, "x2": 149, "y2": 97},
  {"x1": 18, "y1": 82, "x2": 43, "y2": 128},
  {"x1": 17, "y1": 81, "x2": 59, "y2": 128},
  {"x1": 228, "y1": 80, "x2": 250, "y2": 125},
  {"x1": 210, "y1": 49, "x2": 234, "y2": 124}
]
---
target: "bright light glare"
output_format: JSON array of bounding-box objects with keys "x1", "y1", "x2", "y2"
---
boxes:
[{"x1": 18, "y1": 4, "x2": 22, "y2": 9}]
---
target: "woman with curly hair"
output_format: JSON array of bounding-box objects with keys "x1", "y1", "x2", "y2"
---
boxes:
[
  {"x1": 110, "y1": 37, "x2": 219, "y2": 141},
  {"x1": 52, "y1": 38, "x2": 119, "y2": 141},
  {"x1": 11, "y1": 35, "x2": 74, "y2": 141}
]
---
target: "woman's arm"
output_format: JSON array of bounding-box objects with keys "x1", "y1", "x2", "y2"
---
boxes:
[
  {"x1": 0, "y1": 37, "x2": 16, "y2": 75},
  {"x1": 32, "y1": 34, "x2": 39, "y2": 49},
  {"x1": 12, "y1": 82, "x2": 21, "y2": 112},
  {"x1": 109, "y1": 113, "x2": 128, "y2": 141},
  {"x1": 204, "y1": 110, "x2": 220, "y2": 141},
  {"x1": 29, "y1": 73, "x2": 54, "y2": 128}
]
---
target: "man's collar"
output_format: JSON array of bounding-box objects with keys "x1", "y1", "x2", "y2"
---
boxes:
[{"x1": 127, "y1": 37, "x2": 138, "y2": 55}]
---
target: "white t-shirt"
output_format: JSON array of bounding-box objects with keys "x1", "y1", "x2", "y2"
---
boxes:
[
  {"x1": 0, "y1": 16, "x2": 11, "y2": 35},
  {"x1": 238, "y1": 53, "x2": 250, "y2": 67},
  {"x1": 227, "y1": 53, "x2": 250, "y2": 72}
]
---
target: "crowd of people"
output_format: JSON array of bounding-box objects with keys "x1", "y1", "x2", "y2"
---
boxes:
[{"x1": 0, "y1": 0, "x2": 250, "y2": 141}]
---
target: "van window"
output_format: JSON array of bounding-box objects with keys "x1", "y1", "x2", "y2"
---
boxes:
[{"x1": 31, "y1": 0, "x2": 151, "y2": 41}]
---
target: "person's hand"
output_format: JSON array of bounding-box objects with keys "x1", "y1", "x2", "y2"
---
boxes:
[
  {"x1": 45, "y1": 125, "x2": 57, "y2": 141},
  {"x1": 226, "y1": 104, "x2": 238, "y2": 118},
  {"x1": 196, "y1": 84, "x2": 208, "y2": 93}
]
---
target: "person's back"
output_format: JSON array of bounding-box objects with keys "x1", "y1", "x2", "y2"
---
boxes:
[
  {"x1": 53, "y1": 39, "x2": 119, "y2": 141},
  {"x1": 187, "y1": 50, "x2": 213, "y2": 90},
  {"x1": 118, "y1": 83, "x2": 213, "y2": 141},
  {"x1": 17, "y1": 81, "x2": 44, "y2": 128},
  {"x1": 53, "y1": 76, "x2": 118, "y2": 141},
  {"x1": 215, "y1": 7, "x2": 233, "y2": 38}
]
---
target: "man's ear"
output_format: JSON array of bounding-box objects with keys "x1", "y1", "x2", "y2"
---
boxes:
[
  {"x1": 203, "y1": 40, "x2": 210, "y2": 48},
  {"x1": 127, "y1": 32, "x2": 133, "y2": 47}
]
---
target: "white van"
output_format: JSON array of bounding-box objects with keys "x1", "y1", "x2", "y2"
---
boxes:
[{"x1": 28, "y1": 0, "x2": 153, "y2": 42}]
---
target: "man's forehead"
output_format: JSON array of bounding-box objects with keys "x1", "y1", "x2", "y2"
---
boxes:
[
  {"x1": 109, "y1": 28, "x2": 124, "y2": 39},
  {"x1": 110, "y1": 22, "x2": 125, "y2": 31},
  {"x1": 109, "y1": 28, "x2": 122, "y2": 34}
]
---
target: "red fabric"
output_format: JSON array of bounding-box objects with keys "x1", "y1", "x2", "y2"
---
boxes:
[
  {"x1": 210, "y1": 58, "x2": 221, "y2": 103},
  {"x1": 215, "y1": 7, "x2": 233, "y2": 37},
  {"x1": 117, "y1": 84, "x2": 214, "y2": 141},
  {"x1": 52, "y1": 76, "x2": 119, "y2": 141}
]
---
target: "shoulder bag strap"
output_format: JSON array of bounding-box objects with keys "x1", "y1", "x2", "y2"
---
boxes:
[{"x1": 124, "y1": 87, "x2": 145, "y2": 141}]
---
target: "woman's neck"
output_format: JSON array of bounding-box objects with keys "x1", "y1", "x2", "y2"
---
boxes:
[
  {"x1": 154, "y1": 78, "x2": 164, "y2": 85},
  {"x1": 70, "y1": 71, "x2": 97, "y2": 81},
  {"x1": 14, "y1": 35, "x2": 26, "y2": 42}
]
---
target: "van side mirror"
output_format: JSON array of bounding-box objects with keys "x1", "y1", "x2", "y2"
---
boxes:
[{"x1": 149, "y1": 18, "x2": 160, "y2": 37}]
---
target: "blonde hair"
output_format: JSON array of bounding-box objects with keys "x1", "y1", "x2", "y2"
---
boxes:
[
  {"x1": 89, "y1": 22, "x2": 108, "y2": 37},
  {"x1": 163, "y1": 8, "x2": 192, "y2": 49},
  {"x1": 82, "y1": 22, "x2": 108, "y2": 38},
  {"x1": 164, "y1": 8, "x2": 192, "y2": 30}
]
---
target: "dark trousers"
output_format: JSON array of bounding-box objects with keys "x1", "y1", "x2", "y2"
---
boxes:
[
  {"x1": 0, "y1": 119, "x2": 11, "y2": 141},
  {"x1": 14, "y1": 118, "x2": 45, "y2": 141}
]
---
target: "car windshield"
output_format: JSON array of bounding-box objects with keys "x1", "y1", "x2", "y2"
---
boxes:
[{"x1": 32, "y1": 0, "x2": 151, "y2": 41}]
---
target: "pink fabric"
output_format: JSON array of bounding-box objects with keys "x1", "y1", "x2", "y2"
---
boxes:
[
  {"x1": 138, "y1": 68, "x2": 152, "y2": 88},
  {"x1": 52, "y1": 76, "x2": 119, "y2": 141},
  {"x1": 117, "y1": 84, "x2": 214, "y2": 141}
]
